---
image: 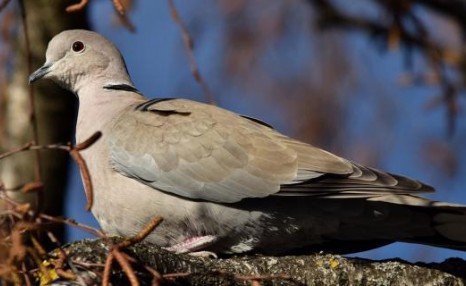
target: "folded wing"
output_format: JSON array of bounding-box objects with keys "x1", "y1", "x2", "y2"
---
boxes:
[{"x1": 108, "y1": 99, "x2": 433, "y2": 203}]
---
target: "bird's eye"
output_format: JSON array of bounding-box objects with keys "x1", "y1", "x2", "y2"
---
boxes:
[{"x1": 71, "y1": 41, "x2": 85, "y2": 53}]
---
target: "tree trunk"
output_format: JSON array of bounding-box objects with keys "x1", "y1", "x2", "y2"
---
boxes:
[{"x1": 0, "y1": 0, "x2": 89, "y2": 248}]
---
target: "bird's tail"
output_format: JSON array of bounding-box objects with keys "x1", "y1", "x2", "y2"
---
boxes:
[{"x1": 369, "y1": 194, "x2": 466, "y2": 251}]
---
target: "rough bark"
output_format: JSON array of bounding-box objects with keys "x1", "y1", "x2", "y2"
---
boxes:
[{"x1": 48, "y1": 238, "x2": 466, "y2": 286}]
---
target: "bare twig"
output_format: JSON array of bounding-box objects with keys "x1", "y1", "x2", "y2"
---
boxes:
[
  {"x1": 66, "y1": 0, "x2": 134, "y2": 31},
  {"x1": 102, "y1": 252, "x2": 114, "y2": 286},
  {"x1": 123, "y1": 254, "x2": 163, "y2": 286},
  {"x1": 71, "y1": 131, "x2": 101, "y2": 210},
  {"x1": 30, "y1": 236, "x2": 46, "y2": 257},
  {"x1": 1, "y1": 191, "x2": 106, "y2": 283},
  {"x1": 3, "y1": 190, "x2": 161, "y2": 286},
  {"x1": 0, "y1": 131, "x2": 100, "y2": 160},
  {"x1": 112, "y1": 0, "x2": 125, "y2": 15},
  {"x1": 70, "y1": 150, "x2": 94, "y2": 211},
  {"x1": 18, "y1": 0, "x2": 42, "y2": 207},
  {"x1": 167, "y1": 0, "x2": 216, "y2": 104},
  {"x1": 101, "y1": 218, "x2": 163, "y2": 285},
  {"x1": 0, "y1": 132, "x2": 101, "y2": 211},
  {"x1": 0, "y1": 0, "x2": 11, "y2": 13},
  {"x1": 0, "y1": 142, "x2": 33, "y2": 160},
  {"x1": 66, "y1": 0, "x2": 126, "y2": 15},
  {"x1": 65, "y1": 0, "x2": 89, "y2": 12},
  {"x1": 25, "y1": 246, "x2": 51, "y2": 283},
  {"x1": 21, "y1": 181, "x2": 43, "y2": 193},
  {"x1": 113, "y1": 250, "x2": 139, "y2": 286},
  {"x1": 1, "y1": 197, "x2": 163, "y2": 285},
  {"x1": 21, "y1": 262, "x2": 32, "y2": 286},
  {"x1": 162, "y1": 272, "x2": 191, "y2": 279},
  {"x1": 71, "y1": 260, "x2": 106, "y2": 268},
  {"x1": 74, "y1": 131, "x2": 102, "y2": 151},
  {"x1": 1, "y1": 192, "x2": 105, "y2": 238},
  {"x1": 309, "y1": 0, "x2": 464, "y2": 134},
  {"x1": 39, "y1": 214, "x2": 105, "y2": 238},
  {"x1": 54, "y1": 249, "x2": 77, "y2": 280},
  {"x1": 0, "y1": 132, "x2": 102, "y2": 284},
  {"x1": 117, "y1": 217, "x2": 163, "y2": 248}
]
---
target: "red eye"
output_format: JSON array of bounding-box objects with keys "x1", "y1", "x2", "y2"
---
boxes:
[{"x1": 72, "y1": 41, "x2": 85, "y2": 52}]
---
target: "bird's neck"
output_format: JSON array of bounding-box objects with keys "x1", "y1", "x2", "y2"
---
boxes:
[{"x1": 75, "y1": 82, "x2": 145, "y2": 144}]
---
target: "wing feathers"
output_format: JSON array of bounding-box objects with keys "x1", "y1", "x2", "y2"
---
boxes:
[{"x1": 109, "y1": 99, "x2": 433, "y2": 203}]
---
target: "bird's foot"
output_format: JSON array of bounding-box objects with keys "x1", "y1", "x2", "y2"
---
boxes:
[
  {"x1": 164, "y1": 235, "x2": 218, "y2": 257},
  {"x1": 186, "y1": 251, "x2": 218, "y2": 258}
]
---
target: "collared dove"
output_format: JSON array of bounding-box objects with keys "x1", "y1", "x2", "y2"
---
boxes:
[{"x1": 29, "y1": 30, "x2": 466, "y2": 255}]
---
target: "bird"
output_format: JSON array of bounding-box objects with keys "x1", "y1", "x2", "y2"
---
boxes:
[{"x1": 29, "y1": 29, "x2": 466, "y2": 256}]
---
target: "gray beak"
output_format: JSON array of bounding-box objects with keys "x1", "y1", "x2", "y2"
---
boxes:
[{"x1": 29, "y1": 64, "x2": 51, "y2": 84}]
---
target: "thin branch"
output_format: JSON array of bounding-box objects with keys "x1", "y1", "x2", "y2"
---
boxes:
[
  {"x1": 167, "y1": 0, "x2": 216, "y2": 104},
  {"x1": 122, "y1": 254, "x2": 163, "y2": 286},
  {"x1": 18, "y1": 0, "x2": 42, "y2": 194},
  {"x1": 66, "y1": 0, "x2": 135, "y2": 31},
  {"x1": 102, "y1": 218, "x2": 164, "y2": 286},
  {"x1": 308, "y1": 0, "x2": 464, "y2": 134},
  {"x1": 117, "y1": 217, "x2": 163, "y2": 248},
  {"x1": 113, "y1": 250, "x2": 140, "y2": 286},
  {"x1": 70, "y1": 149, "x2": 94, "y2": 211},
  {"x1": 0, "y1": 142, "x2": 33, "y2": 160},
  {"x1": 74, "y1": 131, "x2": 102, "y2": 151},
  {"x1": 21, "y1": 262, "x2": 32, "y2": 286},
  {"x1": 1, "y1": 192, "x2": 104, "y2": 237},
  {"x1": 417, "y1": 0, "x2": 466, "y2": 29},
  {"x1": 66, "y1": 0, "x2": 126, "y2": 14},
  {"x1": 102, "y1": 252, "x2": 114, "y2": 286},
  {"x1": 0, "y1": 0, "x2": 11, "y2": 13},
  {"x1": 112, "y1": 0, "x2": 125, "y2": 15},
  {"x1": 0, "y1": 132, "x2": 101, "y2": 211},
  {"x1": 65, "y1": 0, "x2": 89, "y2": 12},
  {"x1": 39, "y1": 214, "x2": 105, "y2": 238},
  {"x1": 54, "y1": 249, "x2": 77, "y2": 280}
]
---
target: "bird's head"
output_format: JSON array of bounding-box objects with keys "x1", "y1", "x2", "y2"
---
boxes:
[{"x1": 29, "y1": 29, "x2": 132, "y2": 93}]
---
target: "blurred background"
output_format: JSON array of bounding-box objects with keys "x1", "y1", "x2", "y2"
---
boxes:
[{"x1": 1, "y1": 0, "x2": 466, "y2": 263}]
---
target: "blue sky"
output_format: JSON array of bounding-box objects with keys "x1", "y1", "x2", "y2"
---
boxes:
[{"x1": 65, "y1": 1, "x2": 466, "y2": 262}]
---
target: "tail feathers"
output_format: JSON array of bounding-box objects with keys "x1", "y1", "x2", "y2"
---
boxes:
[
  {"x1": 402, "y1": 202, "x2": 466, "y2": 251},
  {"x1": 353, "y1": 194, "x2": 466, "y2": 252}
]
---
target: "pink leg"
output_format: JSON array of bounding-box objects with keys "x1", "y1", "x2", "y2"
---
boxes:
[{"x1": 164, "y1": 235, "x2": 218, "y2": 257}]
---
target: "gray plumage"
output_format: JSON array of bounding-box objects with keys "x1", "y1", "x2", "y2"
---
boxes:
[{"x1": 29, "y1": 30, "x2": 466, "y2": 255}]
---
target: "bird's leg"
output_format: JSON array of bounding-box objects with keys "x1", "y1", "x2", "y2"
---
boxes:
[{"x1": 164, "y1": 235, "x2": 218, "y2": 258}]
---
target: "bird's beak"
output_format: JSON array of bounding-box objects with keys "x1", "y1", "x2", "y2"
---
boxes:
[{"x1": 28, "y1": 64, "x2": 52, "y2": 84}]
